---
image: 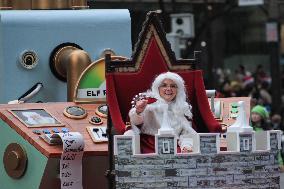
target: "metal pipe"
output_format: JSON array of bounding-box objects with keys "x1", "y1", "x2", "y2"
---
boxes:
[
  {"x1": 52, "y1": 46, "x2": 91, "y2": 102},
  {"x1": 66, "y1": 50, "x2": 91, "y2": 102},
  {"x1": 53, "y1": 46, "x2": 79, "y2": 80}
]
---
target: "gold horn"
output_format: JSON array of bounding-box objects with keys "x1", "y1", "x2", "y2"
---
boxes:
[
  {"x1": 52, "y1": 46, "x2": 91, "y2": 102},
  {"x1": 67, "y1": 50, "x2": 91, "y2": 102}
]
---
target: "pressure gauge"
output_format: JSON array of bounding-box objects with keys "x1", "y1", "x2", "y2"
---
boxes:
[
  {"x1": 95, "y1": 104, "x2": 108, "y2": 118},
  {"x1": 63, "y1": 105, "x2": 87, "y2": 119},
  {"x1": 19, "y1": 50, "x2": 39, "y2": 69}
]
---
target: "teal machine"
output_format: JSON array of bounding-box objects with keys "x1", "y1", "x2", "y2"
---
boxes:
[
  {"x1": 0, "y1": 9, "x2": 131, "y2": 189},
  {"x1": 0, "y1": 9, "x2": 131, "y2": 103}
]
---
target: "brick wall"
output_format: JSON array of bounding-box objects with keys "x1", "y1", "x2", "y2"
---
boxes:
[
  {"x1": 200, "y1": 135, "x2": 217, "y2": 154},
  {"x1": 114, "y1": 131, "x2": 281, "y2": 189}
]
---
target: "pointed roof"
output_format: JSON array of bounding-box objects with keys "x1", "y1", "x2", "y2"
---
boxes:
[{"x1": 106, "y1": 11, "x2": 198, "y2": 72}]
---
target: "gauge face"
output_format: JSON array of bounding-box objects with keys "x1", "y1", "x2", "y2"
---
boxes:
[
  {"x1": 19, "y1": 50, "x2": 39, "y2": 69},
  {"x1": 95, "y1": 104, "x2": 107, "y2": 118},
  {"x1": 64, "y1": 106, "x2": 87, "y2": 119},
  {"x1": 98, "y1": 105, "x2": 107, "y2": 115},
  {"x1": 66, "y1": 106, "x2": 85, "y2": 116}
]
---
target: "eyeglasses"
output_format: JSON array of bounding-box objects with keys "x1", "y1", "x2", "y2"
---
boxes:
[{"x1": 159, "y1": 83, "x2": 178, "y2": 89}]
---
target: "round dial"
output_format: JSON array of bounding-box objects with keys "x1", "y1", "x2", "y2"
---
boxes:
[
  {"x1": 19, "y1": 50, "x2": 39, "y2": 69},
  {"x1": 63, "y1": 106, "x2": 87, "y2": 119},
  {"x1": 89, "y1": 116, "x2": 103, "y2": 125},
  {"x1": 95, "y1": 104, "x2": 108, "y2": 118}
]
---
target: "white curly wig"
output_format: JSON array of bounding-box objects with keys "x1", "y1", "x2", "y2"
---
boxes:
[{"x1": 147, "y1": 72, "x2": 192, "y2": 118}]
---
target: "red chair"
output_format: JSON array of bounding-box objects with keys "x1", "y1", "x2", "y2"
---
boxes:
[
  {"x1": 105, "y1": 12, "x2": 221, "y2": 187},
  {"x1": 106, "y1": 12, "x2": 221, "y2": 135}
]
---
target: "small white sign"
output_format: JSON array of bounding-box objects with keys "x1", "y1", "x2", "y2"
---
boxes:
[
  {"x1": 77, "y1": 81, "x2": 106, "y2": 99},
  {"x1": 238, "y1": 0, "x2": 264, "y2": 6},
  {"x1": 77, "y1": 88, "x2": 106, "y2": 99}
]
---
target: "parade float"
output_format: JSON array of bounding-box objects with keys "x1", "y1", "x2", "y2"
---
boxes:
[
  {"x1": 0, "y1": 2, "x2": 281, "y2": 188},
  {"x1": 106, "y1": 12, "x2": 282, "y2": 189}
]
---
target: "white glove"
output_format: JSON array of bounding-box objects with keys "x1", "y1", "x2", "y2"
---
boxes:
[
  {"x1": 8, "y1": 100, "x2": 24, "y2": 104},
  {"x1": 180, "y1": 137, "x2": 193, "y2": 153},
  {"x1": 124, "y1": 129, "x2": 136, "y2": 136}
]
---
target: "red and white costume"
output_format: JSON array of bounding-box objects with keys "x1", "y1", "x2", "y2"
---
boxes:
[{"x1": 127, "y1": 72, "x2": 197, "y2": 153}]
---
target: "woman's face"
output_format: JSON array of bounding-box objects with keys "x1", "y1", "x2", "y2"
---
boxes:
[
  {"x1": 158, "y1": 79, "x2": 177, "y2": 102},
  {"x1": 251, "y1": 112, "x2": 262, "y2": 123}
]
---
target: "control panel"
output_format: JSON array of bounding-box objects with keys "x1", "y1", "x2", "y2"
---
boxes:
[
  {"x1": 0, "y1": 102, "x2": 108, "y2": 157},
  {"x1": 209, "y1": 97, "x2": 251, "y2": 131},
  {"x1": 0, "y1": 10, "x2": 131, "y2": 103}
]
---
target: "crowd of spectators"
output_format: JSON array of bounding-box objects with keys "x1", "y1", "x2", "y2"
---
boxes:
[
  {"x1": 214, "y1": 64, "x2": 282, "y2": 131},
  {"x1": 213, "y1": 64, "x2": 284, "y2": 170}
]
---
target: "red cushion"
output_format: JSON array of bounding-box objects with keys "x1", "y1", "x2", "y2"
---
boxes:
[{"x1": 106, "y1": 37, "x2": 221, "y2": 134}]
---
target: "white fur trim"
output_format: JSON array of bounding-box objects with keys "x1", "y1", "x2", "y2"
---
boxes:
[
  {"x1": 179, "y1": 136, "x2": 193, "y2": 150},
  {"x1": 124, "y1": 129, "x2": 135, "y2": 136},
  {"x1": 129, "y1": 108, "x2": 144, "y2": 125},
  {"x1": 128, "y1": 72, "x2": 195, "y2": 145}
]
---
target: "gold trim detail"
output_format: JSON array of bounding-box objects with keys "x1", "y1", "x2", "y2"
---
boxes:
[
  {"x1": 8, "y1": 108, "x2": 64, "y2": 128},
  {"x1": 95, "y1": 104, "x2": 108, "y2": 118},
  {"x1": 63, "y1": 106, "x2": 87, "y2": 119},
  {"x1": 115, "y1": 24, "x2": 192, "y2": 72}
]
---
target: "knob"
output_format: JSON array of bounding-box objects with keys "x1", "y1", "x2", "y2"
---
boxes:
[
  {"x1": 3, "y1": 143, "x2": 27, "y2": 179},
  {"x1": 19, "y1": 50, "x2": 39, "y2": 69}
]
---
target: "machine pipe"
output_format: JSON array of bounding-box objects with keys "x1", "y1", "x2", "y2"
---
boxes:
[{"x1": 52, "y1": 46, "x2": 91, "y2": 102}]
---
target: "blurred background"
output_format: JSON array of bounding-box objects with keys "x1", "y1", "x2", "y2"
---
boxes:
[
  {"x1": 89, "y1": 0, "x2": 284, "y2": 129},
  {"x1": 89, "y1": 1, "x2": 284, "y2": 175}
]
